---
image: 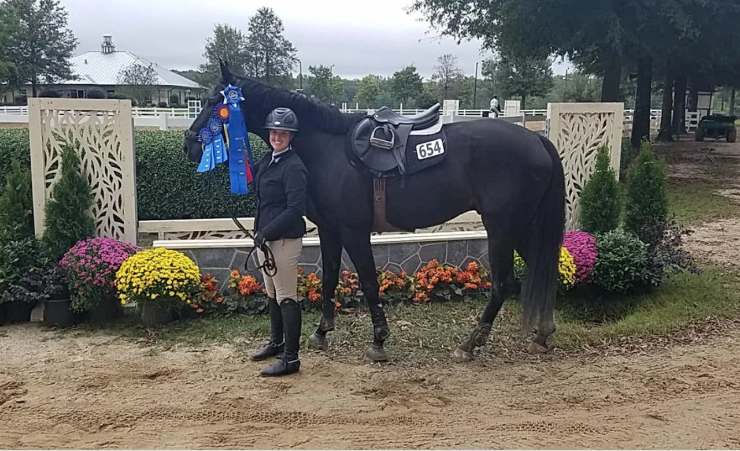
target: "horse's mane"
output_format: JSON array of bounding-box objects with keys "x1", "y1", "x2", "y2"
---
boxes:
[{"x1": 226, "y1": 74, "x2": 367, "y2": 135}]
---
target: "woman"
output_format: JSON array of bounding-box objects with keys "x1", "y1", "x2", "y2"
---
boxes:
[{"x1": 249, "y1": 106, "x2": 308, "y2": 378}]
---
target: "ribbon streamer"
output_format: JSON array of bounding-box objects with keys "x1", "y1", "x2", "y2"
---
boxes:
[
  {"x1": 208, "y1": 118, "x2": 227, "y2": 165},
  {"x1": 196, "y1": 127, "x2": 214, "y2": 173}
]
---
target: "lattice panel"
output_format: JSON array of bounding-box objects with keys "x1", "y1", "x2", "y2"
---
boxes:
[
  {"x1": 547, "y1": 103, "x2": 623, "y2": 231},
  {"x1": 28, "y1": 98, "x2": 137, "y2": 245}
]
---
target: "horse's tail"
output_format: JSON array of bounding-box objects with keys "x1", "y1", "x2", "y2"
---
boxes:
[{"x1": 520, "y1": 134, "x2": 566, "y2": 336}]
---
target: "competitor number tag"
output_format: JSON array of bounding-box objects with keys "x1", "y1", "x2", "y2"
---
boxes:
[{"x1": 416, "y1": 138, "x2": 445, "y2": 160}]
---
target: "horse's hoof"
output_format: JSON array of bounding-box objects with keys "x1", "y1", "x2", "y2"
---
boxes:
[
  {"x1": 452, "y1": 347, "x2": 473, "y2": 363},
  {"x1": 527, "y1": 341, "x2": 548, "y2": 354},
  {"x1": 309, "y1": 332, "x2": 327, "y2": 350},
  {"x1": 365, "y1": 344, "x2": 388, "y2": 362}
]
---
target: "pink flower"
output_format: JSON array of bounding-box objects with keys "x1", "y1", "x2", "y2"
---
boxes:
[
  {"x1": 62, "y1": 237, "x2": 141, "y2": 300},
  {"x1": 562, "y1": 231, "x2": 598, "y2": 284}
]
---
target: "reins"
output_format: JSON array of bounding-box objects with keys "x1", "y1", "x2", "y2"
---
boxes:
[
  {"x1": 203, "y1": 168, "x2": 278, "y2": 277},
  {"x1": 231, "y1": 214, "x2": 277, "y2": 277}
]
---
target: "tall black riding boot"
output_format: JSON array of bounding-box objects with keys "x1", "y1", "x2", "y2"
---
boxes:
[
  {"x1": 260, "y1": 298, "x2": 302, "y2": 377},
  {"x1": 250, "y1": 298, "x2": 284, "y2": 361}
]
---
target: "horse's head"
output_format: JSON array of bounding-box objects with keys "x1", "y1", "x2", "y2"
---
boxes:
[{"x1": 183, "y1": 58, "x2": 238, "y2": 163}]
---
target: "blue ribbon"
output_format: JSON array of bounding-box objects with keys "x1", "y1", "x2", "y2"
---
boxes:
[
  {"x1": 208, "y1": 118, "x2": 227, "y2": 165},
  {"x1": 196, "y1": 127, "x2": 215, "y2": 173},
  {"x1": 222, "y1": 85, "x2": 253, "y2": 195}
]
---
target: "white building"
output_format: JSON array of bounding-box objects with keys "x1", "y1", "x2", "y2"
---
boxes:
[{"x1": 2, "y1": 34, "x2": 205, "y2": 106}]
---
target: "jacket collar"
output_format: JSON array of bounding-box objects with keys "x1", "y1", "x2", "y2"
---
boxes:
[{"x1": 269, "y1": 145, "x2": 295, "y2": 165}]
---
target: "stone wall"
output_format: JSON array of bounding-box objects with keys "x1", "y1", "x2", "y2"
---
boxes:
[{"x1": 172, "y1": 238, "x2": 491, "y2": 291}]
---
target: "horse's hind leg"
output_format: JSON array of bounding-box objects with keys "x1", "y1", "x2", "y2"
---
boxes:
[
  {"x1": 453, "y1": 222, "x2": 516, "y2": 362},
  {"x1": 309, "y1": 226, "x2": 343, "y2": 350}
]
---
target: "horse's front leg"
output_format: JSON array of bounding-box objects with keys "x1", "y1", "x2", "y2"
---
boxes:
[{"x1": 309, "y1": 226, "x2": 343, "y2": 350}]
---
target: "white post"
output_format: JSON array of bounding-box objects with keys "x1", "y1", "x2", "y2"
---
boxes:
[{"x1": 159, "y1": 113, "x2": 169, "y2": 130}]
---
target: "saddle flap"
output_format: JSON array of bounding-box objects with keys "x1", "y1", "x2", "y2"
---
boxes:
[{"x1": 351, "y1": 118, "x2": 403, "y2": 173}]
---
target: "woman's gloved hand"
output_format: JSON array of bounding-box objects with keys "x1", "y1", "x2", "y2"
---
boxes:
[{"x1": 253, "y1": 232, "x2": 266, "y2": 249}]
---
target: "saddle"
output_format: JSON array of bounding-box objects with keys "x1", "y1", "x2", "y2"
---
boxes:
[
  {"x1": 350, "y1": 103, "x2": 441, "y2": 178},
  {"x1": 347, "y1": 103, "x2": 446, "y2": 233}
]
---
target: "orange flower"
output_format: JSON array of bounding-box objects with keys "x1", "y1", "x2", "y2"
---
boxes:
[
  {"x1": 334, "y1": 301, "x2": 341, "y2": 308},
  {"x1": 238, "y1": 275, "x2": 261, "y2": 296},
  {"x1": 230, "y1": 269, "x2": 240, "y2": 279},
  {"x1": 196, "y1": 308, "x2": 204, "y2": 313},
  {"x1": 297, "y1": 267, "x2": 304, "y2": 275}
]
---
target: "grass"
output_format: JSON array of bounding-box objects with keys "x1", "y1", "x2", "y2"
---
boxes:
[
  {"x1": 58, "y1": 263, "x2": 740, "y2": 366},
  {"x1": 616, "y1": 178, "x2": 739, "y2": 228},
  {"x1": 666, "y1": 180, "x2": 740, "y2": 226}
]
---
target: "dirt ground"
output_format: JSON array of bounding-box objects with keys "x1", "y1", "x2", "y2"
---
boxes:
[
  {"x1": 657, "y1": 139, "x2": 740, "y2": 265},
  {"x1": 2, "y1": 138, "x2": 740, "y2": 450},
  {"x1": 1, "y1": 323, "x2": 739, "y2": 450}
]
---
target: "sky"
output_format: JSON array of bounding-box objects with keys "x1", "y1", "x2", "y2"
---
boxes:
[{"x1": 61, "y1": 0, "x2": 571, "y2": 80}]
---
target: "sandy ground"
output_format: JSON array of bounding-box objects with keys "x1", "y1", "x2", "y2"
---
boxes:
[
  {"x1": 655, "y1": 140, "x2": 740, "y2": 266},
  {"x1": 1, "y1": 138, "x2": 740, "y2": 450},
  {"x1": 1, "y1": 323, "x2": 740, "y2": 450}
]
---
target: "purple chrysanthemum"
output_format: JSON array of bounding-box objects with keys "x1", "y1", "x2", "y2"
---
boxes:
[{"x1": 562, "y1": 231, "x2": 599, "y2": 284}]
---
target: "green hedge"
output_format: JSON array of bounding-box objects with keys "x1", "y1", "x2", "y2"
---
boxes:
[{"x1": 0, "y1": 128, "x2": 271, "y2": 220}]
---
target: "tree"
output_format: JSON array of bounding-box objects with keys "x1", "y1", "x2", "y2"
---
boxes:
[
  {"x1": 42, "y1": 145, "x2": 95, "y2": 262},
  {"x1": 489, "y1": 52, "x2": 553, "y2": 109},
  {"x1": 0, "y1": 0, "x2": 78, "y2": 97},
  {"x1": 354, "y1": 75, "x2": 381, "y2": 108},
  {"x1": 416, "y1": 81, "x2": 440, "y2": 109},
  {"x1": 116, "y1": 62, "x2": 158, "y2": 106},
  {"x1": 432, "y1": 53, "x2": 464, "y2": 99},
  {"x1": 579, "y1": 146, "x2": 621, "y2": 235},
  {"x1": 0, "y1": 7, "x2": 18, "y2": 87},
  {"x1": 390, "y1": 65, "x2": 423, "y2": 104},
  {"x1": 562, "y1": 71, "x2": 602, "y2": 103},
  {"x1": 0, "y1": 159, "x2": 34, "y2": 242},
  {"x1": 199, "y1": 24, "x2": 251, "y2": 85},
  {"x1": 306, "y1": 65, "x2": 345, "y2": 104},
  {"x1": 245, "y1": 7, "x2": 298, "y2": 88}
]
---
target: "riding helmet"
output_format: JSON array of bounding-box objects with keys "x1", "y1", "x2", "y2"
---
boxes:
[{"x1": 264, "y1": 107, "x2": 300, "y2": 132}]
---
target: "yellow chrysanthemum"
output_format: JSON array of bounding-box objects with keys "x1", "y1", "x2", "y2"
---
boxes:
[
  {"x1": 557, "y1": 246, "x2": 577, "y2": 290},
  {"x1": 513, "y1": 246, "x2": 577, "y2": 291},
  {"x1": 115, "y1": 248, "x2": 202, "y2": 306}
]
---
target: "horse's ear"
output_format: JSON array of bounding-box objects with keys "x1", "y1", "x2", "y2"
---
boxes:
[{"x1": 218, "y1": 57, "x2": 232, "y2": 83}]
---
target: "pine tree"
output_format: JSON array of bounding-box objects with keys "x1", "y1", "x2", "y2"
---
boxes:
[
  {"x1": 0, "y1": 159, "x2": 34, "y2": 242},
  {"x1": 42, "y1": 145, "x2": 95, "y2": 261},
  {"x1": 578, "y1": 145, "x2": 621, "y2": 234},
  {"x1": 624, "y1": 139, "x2": 668, "y2": 248}
]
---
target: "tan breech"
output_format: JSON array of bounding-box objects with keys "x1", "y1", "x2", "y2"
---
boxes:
[{"x1": 255, "y1": 238, "x2": 303, "y2": 303}]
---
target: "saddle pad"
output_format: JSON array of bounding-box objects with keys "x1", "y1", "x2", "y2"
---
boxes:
[
  {"x1": 403, "y1": 126, "x2": 448, "y2": 176},
  {"x1": 409, "y1": 117, "x2": 443, "y2": 136}
]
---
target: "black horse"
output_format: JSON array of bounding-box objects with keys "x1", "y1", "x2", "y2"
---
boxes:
[{"x1": 183, "y1": 61, "x2": 566, "y2": 363}]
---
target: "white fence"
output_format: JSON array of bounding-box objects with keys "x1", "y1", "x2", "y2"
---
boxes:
[{"x1": 0, "y1": 104, "x2": 704, "y2": 133}]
